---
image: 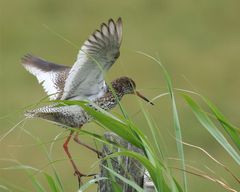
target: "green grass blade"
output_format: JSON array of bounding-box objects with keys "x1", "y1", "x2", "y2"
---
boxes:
[
  {"x1": 102, "y1": 151, "x2": 155, "y2": 182},
  {"x1": 102, "y1": 151, "x2": 171, "y2": 192},
  {"x1": 80, "y1": 128, "x2": 178, "y2": 191},
  {"x1": 176, "y1": 88, "x2": 240, "y2": 151},
  {"x1": 102, "y1": 166, "x2": 144, "y2": 192},
  {"x1": 20, "y1": 126, "x2": 64, "y2": 192},
  {"x1": 163, "y1": 168, "x2": 183, "y2": 192},
  {"x1": 0, "y1": 178, "x2": 30, "y2": 192},
  {"x1": 78, "y1": 177, "x2": 108, "y2": 192},
  {"x1": 105, "y1": 159, "x2": 122, "y2": 192},
  {"x1": 0, "y1": 119, "x2": 25, "y2": 142},
  {"x1": 137, "y1": 100, "x2": 164, "y2": 160},
  {"x1": 201, "y1": 97, "x2": 240, "y2": 150},
  {"x1": 81, "y1": 102, "x2": 160, "y2": 166},
  {"x1": 2, "y1": 165, "x2": 45, "y2": 192},
  {"x1": 29, "y1": 180, "x2": 45, "y2": 192},
  {"x1": 137, "y1": 51, "x2": 187, "y2": 191},
  {"x1": 44, "y1": 173, "x2": 59, "y2": 192},
  {"x1": 0, "y1": 185, "x2": 10, "y2": 192},
  {"x1": 183, "y1": 94, "x2": 240, "y2": 165},
  {"x1": 79, "y1": 130, "x2": 173, "y2": 191},
  {"x1": 173, "y1": 178, "x2": 184, "y2": 192},
  {"x1": 47, "y1": 133, "x2": 65, "y2": 192},
  {"x1": 58, "y1": 100, "x2": 143, "y2": 149},
  {"x1": 59, "y1": 93, "x2": 179, "y2": 191}
]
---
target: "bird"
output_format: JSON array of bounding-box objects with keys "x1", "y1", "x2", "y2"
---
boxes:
[{"x1": 21, "y1": 17, "x2": 153, "y2": 186}]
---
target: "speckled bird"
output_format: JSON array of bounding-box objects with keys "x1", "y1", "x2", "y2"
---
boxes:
[{"x1": 21, "y1": 17, "x2": 153, "y2": 185}]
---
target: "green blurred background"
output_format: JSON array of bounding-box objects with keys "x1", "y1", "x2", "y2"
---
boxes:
[{"x1": 1, "y1": 0, "x2": 240, "y2": 191}]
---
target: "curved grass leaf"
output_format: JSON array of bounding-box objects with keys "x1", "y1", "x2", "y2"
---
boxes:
[
  {"x1": 201, "y1": 97, "x2": 240, "y2": 151},
  {"x1": 137, "y1": 51, "x2": 187, "y2": 191},
  {"x1": 1, "y1": 164, "x2": 45, "y2": 192},
  {"x1": 176, "y1": 88, "x2": 240, "y2": 151},
  {"x1": 57, "y1": 100, "x2": 143, "y2": 149},
  {"x1": 183, "y1": 94, "x2": 240, "y2": 165},
  {"x1": 104, "y1": 159, "x2": 122, "y2": 192},
  {"x1": 78, "y1": 177, "x2": 108, "y2": 192},
  {"x1": 0, "y1": 185, "x2": 10, "y2": 192},
  {"x1": 44, "y1": 173, "x2": 59, "y2": 192},
  {"x1": 102, "y1": 151, "x2": 171, "y2": 192},
  {"x1": 58, "y1": 98, "x2": 183, "y2": 192},
  {"x1": 102, "y1": 165, "x2": 144, "y2": 192},
  {"x1": 0, "y1": 178, "x2": 29, "y2": 192},
  {"x1": 80, "y1": 129, "x2": 183, "y2": 192},
  {"x1": 20, "y1": 126, "x2": 64, "y2": 192}
]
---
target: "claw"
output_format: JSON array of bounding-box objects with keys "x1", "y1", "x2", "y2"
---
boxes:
[
  {"x1": 74, "y1": 170, "x2": 85, "y2": 187},
  {"x1": 97, "y1": 151, "x2": 103, "y2": 159},
  {"x1": 74, "y1": 170, "x2": 97, "y2": 187}
]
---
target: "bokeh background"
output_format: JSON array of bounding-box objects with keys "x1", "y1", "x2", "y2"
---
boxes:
[{"x1": 1, "y1": 0, "x2": 240, "y2": 191}]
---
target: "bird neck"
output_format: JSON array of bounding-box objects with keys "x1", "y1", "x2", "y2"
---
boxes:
[
  {"x1": 93, "y1": 82, "x2": 124, "y2": 111},
  {"x1": 109, "y1": 80, "x2": 125, "y2": 98}
]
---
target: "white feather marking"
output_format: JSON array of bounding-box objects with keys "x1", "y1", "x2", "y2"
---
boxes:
[
  {"x1": 89, "y1": 35, "x2": 97, "y2": 43},
  {"x1": 95, "y1": 30, "x2": 103, "y2": 40},
  {"x1": 23, "y1": 65, "x2": 59, "y2": 100},
  {"x1": 109, "y1": 21, "x2": 115, "y2": 35},
  {"x1": 101, "y1": 24, "x2": 109, "y2": 36}
]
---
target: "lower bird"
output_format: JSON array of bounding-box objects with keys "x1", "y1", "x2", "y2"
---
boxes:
[{"x1": 22, "y1": 17, "x2": 153, "y2": 186}]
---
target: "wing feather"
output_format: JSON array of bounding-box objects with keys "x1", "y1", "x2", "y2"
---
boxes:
[
  {"x1": 61, "y1": 17, "x2": 122, "y2": 100},
  {"x1": 21, "y1": 54, "x2": 70, "y2": 100}
]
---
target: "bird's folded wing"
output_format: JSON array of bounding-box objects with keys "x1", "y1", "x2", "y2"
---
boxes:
[
  {"x1": 21, "y1": 54, "x2": 70, "y2": 100},
  {"x1": 61, "y1": 18, "x2": 122, "y2": 100}
]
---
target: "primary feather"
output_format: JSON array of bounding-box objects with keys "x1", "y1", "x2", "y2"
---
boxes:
[{"x1": 61, "y1": 18, "x2": 122, "y2": 100}]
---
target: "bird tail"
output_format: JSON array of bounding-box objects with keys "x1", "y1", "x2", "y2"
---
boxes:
[
  {"x1": 24, "y1": 104, "x2": 56, "y2": 119},
  {"x1": 24, "y1": 110, "x2": 38, "y2": 118}
]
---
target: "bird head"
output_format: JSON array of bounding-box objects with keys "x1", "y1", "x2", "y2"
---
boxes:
[{"x1": 112, "y1": 76, "x2": 154, "y2": 105}]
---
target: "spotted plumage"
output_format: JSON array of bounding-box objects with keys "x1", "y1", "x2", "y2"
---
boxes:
[
  {"x1": 25, "y1": 76, "x2": 137, "y2": 128},
  {"x1": 22, "y1": 18, "x2": 152, "y2": 128}
]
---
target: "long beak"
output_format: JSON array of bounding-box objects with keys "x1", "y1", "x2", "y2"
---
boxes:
[{"x1": 136, "y1": 91, "x2": 154, "y2": 105}]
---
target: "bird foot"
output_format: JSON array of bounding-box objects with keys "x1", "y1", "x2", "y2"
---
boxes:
[
  {"x1": 74, "y1": 170, "x2": 97, "y2": 187},
  {"x1": 74, "y1": 170, "x2": 85, "y2": 187},
  {"x1": 96, "y1": 151, "x2": 103, "y2": 159},
  {"x1": 74, "y1": 170, "x2": 86, "y2": 177}
]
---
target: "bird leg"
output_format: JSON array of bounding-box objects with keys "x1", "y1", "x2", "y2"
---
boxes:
[
  {"x1": 63, "y1": 130, "x2": 94, "y2": 187},
  {"x1": 73, "y1": 131, "x2": 102, "y2": 158}
]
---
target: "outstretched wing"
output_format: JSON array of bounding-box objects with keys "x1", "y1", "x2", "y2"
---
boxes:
[
  {"x1": 21, "y1": 54, "x2": 70, "y2": 100},
  {"x1": 61, "y1": 17, "x2": 122, "y2": 100}
]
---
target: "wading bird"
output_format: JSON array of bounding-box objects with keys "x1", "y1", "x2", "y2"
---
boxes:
[{"x1": 22, "y1": 17, "x2": 153, "y2": 186}]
